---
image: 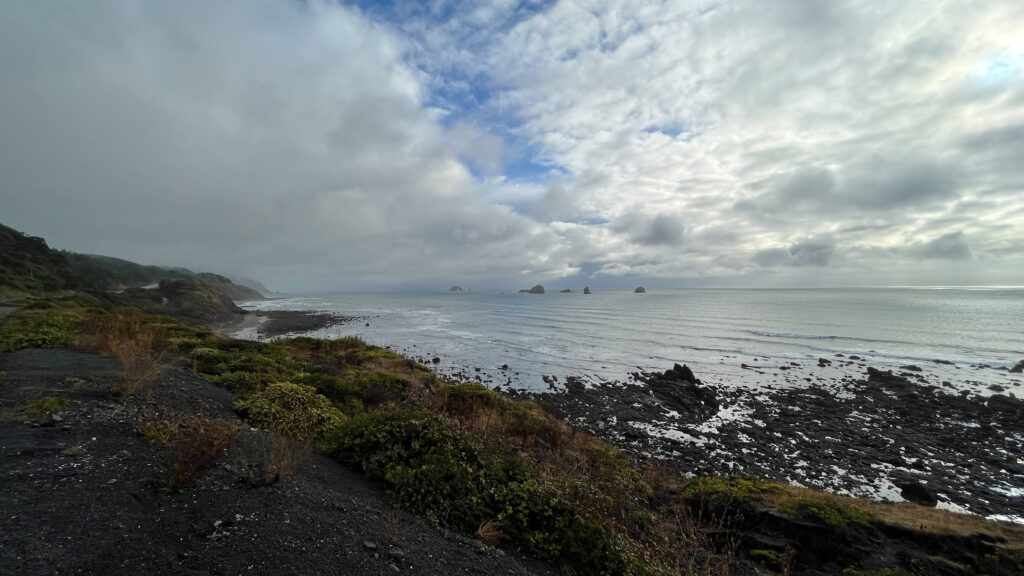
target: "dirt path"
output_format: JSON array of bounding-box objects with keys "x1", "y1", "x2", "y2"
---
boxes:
[{"x1": 0, "y1": 348, "x2": 559, "y2": 576}]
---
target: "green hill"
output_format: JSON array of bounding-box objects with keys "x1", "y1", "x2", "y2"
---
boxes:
[{"x1": 1, "y1": 222, "x2": 262, "y2": 324}]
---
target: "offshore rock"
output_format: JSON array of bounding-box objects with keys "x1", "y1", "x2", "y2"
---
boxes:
[
  {"x1": 527, "y1": 285, "x2": 545, "y2": 294},
  {"x1": 448, "y1": 285, "x2": 463, "y2": 292},
  {"x1": 583, "y1": 286, "x2": 592, "y2": 294},
  {"x1": 634, "y1": 286, "x2": 646, "y2": 293}
]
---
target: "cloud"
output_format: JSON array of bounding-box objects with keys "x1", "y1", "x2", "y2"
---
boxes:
[
  {"x1": 907, "y1": 231, "x2": 973, "y2": 261},
  {"x1": 2, "y1": 0, "x2": 1023, "y2": 288},
  {"x1": 752, "y1": 236, "x2": 836, "y2": 267}
]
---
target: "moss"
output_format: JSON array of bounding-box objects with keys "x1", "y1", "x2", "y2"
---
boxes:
[
  {"x1": 681, "y1": 475, "x2": 783, "y2": 498},
  {"x1": 235, "y1": 382, "x2": 344, "y2": 442},
  {"x1": 22, "y1": 396, "x2": 69, "y2": 419},
  {"x1": 843, "y1": 565, "x2": 917, "y2": 569},
  {"x1": 749, "y1": 549, "x2": 783, "y2": 569},
  {"x1": 781, "y1": 498, "x2": 870, "y2": 528}
]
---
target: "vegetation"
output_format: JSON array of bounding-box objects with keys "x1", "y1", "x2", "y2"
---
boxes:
[
  {"x1": 236, "y1": 382, "x2": 344, "y2": 442},
  {"x1": 22, "y1": 396, "x2": 69, "y2": 419},
  {"x1": 780, "y1": 498, "x2": 870, "y2": 529}
]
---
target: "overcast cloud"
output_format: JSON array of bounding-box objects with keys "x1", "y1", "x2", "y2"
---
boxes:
[{"x1": 2, "y1": 0, "x2": 1023, "y2": 290}]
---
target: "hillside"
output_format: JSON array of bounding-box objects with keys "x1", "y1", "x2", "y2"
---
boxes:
[{"x1": 1, "y1": 222, "x2": 263, "y2": 324}]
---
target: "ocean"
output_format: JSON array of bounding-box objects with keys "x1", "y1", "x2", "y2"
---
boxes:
[{"x1": 235, "y1": 287, "x2": 1024, "y2": 395}]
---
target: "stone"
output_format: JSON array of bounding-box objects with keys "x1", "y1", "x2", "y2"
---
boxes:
[
  {"x1": 39, "y1": 413, "x2": 62, "y2": 427},
  {"x1": 634, "y1": 286, "x2": 646, "y2": 293},
  {"x1": 527, "y1": 284, "x2": 545, "y2": 294},
  {"x1": 583, "y1": 286, "x2": 592, "y2": 294},
  {"x1": 897, "y1": 480, "x2": 938, "y2": 507},
  {"x1": 363, "y1": 541, "x2": 378, "y2": 550}
]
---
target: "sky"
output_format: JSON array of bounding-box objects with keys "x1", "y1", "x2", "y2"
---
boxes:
[{"x1": 2, "y1": 0, "x2": 1023, "y2": 291}]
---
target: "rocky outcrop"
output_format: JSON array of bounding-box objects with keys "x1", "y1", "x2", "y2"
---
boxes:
[
  {"x1": 634, "y1": 286, "x2": 646, "y2": 293},
  {"x1": 646, "y1": 363, "x2": 719, "y2": 418},
  {"x1": 559, "y1": 289, "x2": 571, "y2": 293},
  {"x1": 583, "y1": 286, "x2": 592, "y2": 294},
  {"x1": 897, "y1": 480, "x2": 938, "y2": 507},
  {"x1": 448, "y1": 285, "x2": 463, "y2": 292},
  {"x1": 522, "y1": 285, "x2": 545, "y2": 294}
]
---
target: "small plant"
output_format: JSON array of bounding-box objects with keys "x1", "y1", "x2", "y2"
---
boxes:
[
  {"x1": 22, "y1": 396, "x2": 69, "y2": 419},
  {"x1": 381, "y1": 504, "x2": 408, "y2": 545},
  {"x1": 235, "y1": 382, "x2": 344, "y2": 442},
  {"x1": 168, "y1": 414, "x2": 244, "y2": 491},
  {"x1": 476, "y1": 519, "x2": 502, "y2": 546},
  {"x1": 260, "y1": 431, "x2": 311, "y2": 485},
  {"x1": 116, "y1": 324, "x2": 163, "y2": 396},
  {"x1": 61, "y1": 444, "x2": 87, "y2": 457}
]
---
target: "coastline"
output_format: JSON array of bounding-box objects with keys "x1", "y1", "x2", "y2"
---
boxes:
[{"x1": 229, "y1": 308, "x2": 1024, "y2": 526}]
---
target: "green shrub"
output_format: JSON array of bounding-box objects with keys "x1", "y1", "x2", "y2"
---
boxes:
[
  {"x1": 22, "y1": 396, "x2": 69, "y2": 419},
  {"x1": 781, "y1": 498, "x2": 870, "y2": 528},
  {"x1": 235, "y1": 382, "x2": 344, "y2": 442},
  {"x1": 354, "y1": 371, "x2": 408, "y2": 403},
  {"x1": 0, "y1": 310, "x2": 82, "y2": 351},
  {"x1": 325, "y1": 409, "x2": 652, "y2": 576},
  {"x1": 446, "y1": 381, "x2": 505, "y2": 411},
  {"x1": 211, "y1": 371, "x2": 266, "y2": 395}
]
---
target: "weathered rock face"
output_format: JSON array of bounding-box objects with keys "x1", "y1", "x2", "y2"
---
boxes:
[
  {"x1": 634, "y1": 286, "x2": 646, "y2": 293},
  {"x1": 647, "y1": 363, "x2": 719, "y2": 418},
  {"x1": 583, "y1": 286, "x2": 592, "y2": 294},
  {"x1": 448, "y1": 285, "x2": 463, "y2": 292},
  {"x1": 527, "y1": 284, "x2": 545, "y2": 294}
]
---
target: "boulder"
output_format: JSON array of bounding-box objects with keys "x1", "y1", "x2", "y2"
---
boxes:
[
  {"x1": 897, "y1": 480, "x2": 938, "y2": 507},
  {"x1": 646, "y1": 363, "x2": 719, "y2": 418},
  {"x1": 448, "y1": 285, "x2": 463, "y2": 292},
  {"x1": 634, "y1": 286, "x2": 646, "y2": 293},
  {"x1": 583, "y1": 286, "x2": 592, "y2": 294},
  {"x1": 1010, "y1": 360, "x2": 1024, "y2": 373}
]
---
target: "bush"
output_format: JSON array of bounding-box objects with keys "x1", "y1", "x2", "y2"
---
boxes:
[
  {"x1": 168, "y1": 415, "x2": 245, "y2": 491},
  {"x1": 0, "y1": 309, "x2": 81, "y2": 351},
  {"x1": 325, "y1": 409, "x2": 650, "y2": 576},
  {"x1": 22, "y1": 396, "x2": 69, "y2": 419},
  {"x1": 235, "y1": 382, "x2": 344, "y2": 442}
]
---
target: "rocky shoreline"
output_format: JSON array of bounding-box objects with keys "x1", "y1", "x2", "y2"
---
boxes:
[{"x1": 528, "y1": 363, "x2": 1024, "y2": 524}]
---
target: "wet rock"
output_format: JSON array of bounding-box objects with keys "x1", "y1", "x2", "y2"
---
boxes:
[
  {"x1": 1010, "y1": 360, "x2": 1024, "y2": 373},
  {"x1": 646, "y1": 364, "x2": 718, "y2": 417},
  {"x1": 897, "y1": 480, "x2": 938, "y2": 507},
  {"x1": 900, "y1": 365, "x2": 923, "y2": 372},
  {"x1": 39, "y1": 413, "x2": 62, "y2": 427},
  {"x1": 431, "y1": 357, "x2": 440, "y2": 364}
]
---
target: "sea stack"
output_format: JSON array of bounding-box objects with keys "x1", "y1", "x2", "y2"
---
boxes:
[
  {"x1": 634, "y1": 286, "x2": 646, "y2": 293},
  {"x1": 560, "y1": 289, "x2": 572, "y2": 293},
  {"x1": 528, "y1": 284, "x2": 545, "y2": 294},
  {"x1": 583, "y1": 286, "x2": 592, "y2": 294},
  {"x1": 448, "y1": 285, "x2": 463, "y2": 292}
]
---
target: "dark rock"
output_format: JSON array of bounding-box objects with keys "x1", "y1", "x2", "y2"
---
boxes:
[
  {"x1": 817, "y1": 358, "x2": 832, "y2": 365},
  {"x1": 431, "y1": 357, "x2": 440, "y2": 364},
  {"x1": 933, "y1": 359, "x2": 954, "y2": 365},
  {"x1": 988, "y1": 384, "x2": 1005, "y2": 392},
  {"x1": 525, "y1": 284, "x2": 545, "y2": 294},
  {"x1": 583, "y1": 286, "x2": 592, "y2": 294},
  {"x1": 646, "y1": 364, "x2": 718, "y2": 417},
  {"x1": 1010, "y1": 360, "x2": 1024, "y2": 373},
  {"x1": 634, "y1": 286, "x2": 646, "y2": 293},
  {"x1": 897, "y1": 480, "x2": 938, "y2": 507},
  {"x1": 559, "y1": 289, "x2": 571, "y2": 293},
  {"x1": 900, "y1": 365, "x2": 923, "y2": 372},
  {"x1": 39, "y1": 413, "x2": 62, "y2": 427},
  {"x1": 448, "y1": 285, "x2": 463, "y2": 292}
]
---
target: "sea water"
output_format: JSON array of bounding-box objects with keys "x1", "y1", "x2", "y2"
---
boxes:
[{"x1": 236, "y1": 287, "x2": 1024, "y2": 394}]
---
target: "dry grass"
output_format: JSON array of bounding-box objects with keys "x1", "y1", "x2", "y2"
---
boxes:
[
  {"x1": 137, "y1": 407, "x2": 244, "y2": 490},
  {"x1": 260, "y1": 431, "x2": 311, "y2": 485},
  {"x1": 381, "y1": 504, "x2": 409, "y2": 545},
  {"x1": 79, "y1": 312, "x2": 165, "y2": 396},
  {"x1": 759, "y1": 483, "x2": 1024, "y2": 558},
  {"x1": 475, "y1": 519, "x2": 502, "y2": 546}
]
